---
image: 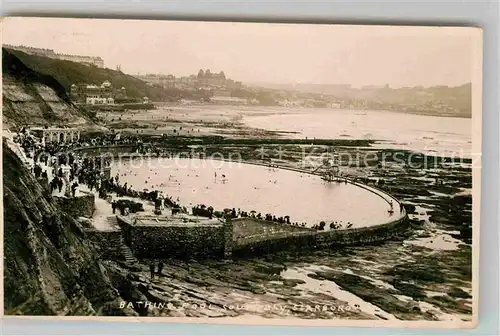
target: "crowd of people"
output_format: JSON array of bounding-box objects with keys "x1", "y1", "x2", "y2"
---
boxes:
[
  {"x1": 13, "y1": 127, "x2": 364, "y2": 232},
  {"x1": 149, "y1": 260, "x2": 164, "y2": 281},
  {"x1": 190, "y1": 204, "x2": 351, "y2": 231}
]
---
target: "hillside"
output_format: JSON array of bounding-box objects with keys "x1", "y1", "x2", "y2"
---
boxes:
[
  {"x1": 2, "y1": 49, "x2": 96, "y2": 128},
  {"x1": 4, "y1": 47, "x2": 168, "y2": 101},
  {"x1": 247, "y1": 82, "x2": 472, "y2": 118},
  {"x1": 2, "y1": 144, "x2": 126, "y2": 315}
]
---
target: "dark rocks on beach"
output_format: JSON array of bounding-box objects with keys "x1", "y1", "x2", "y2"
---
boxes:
[
  {"x1": 447, "y1": 287, "x2": 472, "y2": 299},
  {"x1": 315, "y1": 271, "x2": 425, "y2": 319},
  {"x1": 282, "y1": 279, "x2": 306, "y2": 287},
  {"x1": 401, "y1": 203, "x2": 416, "y2": 214},
  {"x1": 307, "y1": 273, "x2": 325, "y2": 281},
  {"x1": 385, "y1": 262, "x2": 446, "y2": 284},
  {"x1": 390, "y1": 279, "x2": 426, "y2": 300}
]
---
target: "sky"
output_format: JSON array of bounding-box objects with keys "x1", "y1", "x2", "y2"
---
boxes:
[{"x1": 2, "y1": 17, "x2": 480, "y2": 88}]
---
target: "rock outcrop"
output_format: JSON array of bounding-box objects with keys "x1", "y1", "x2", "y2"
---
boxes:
[
  {"x1": 2, "y1": 48, "x2": 94, "y2": 128},
  {"x1": 2, "y1": 144, "x2": 122, "y2": 315}
]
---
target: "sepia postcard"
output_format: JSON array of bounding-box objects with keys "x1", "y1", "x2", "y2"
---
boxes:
[{"x1": 0, "y1": 17, "x2": 482, "y2": 328}]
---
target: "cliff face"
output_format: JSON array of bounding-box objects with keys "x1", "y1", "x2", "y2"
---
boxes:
[
  {"x1": 2, "y1": 144, "x2": 122, "y2": 315},
  {"x1": 4, "y1": 47, "x2": 167, "y2": 102},
  {"x1": 2, "y1": 49, "x2": 94, "y2": 128}
]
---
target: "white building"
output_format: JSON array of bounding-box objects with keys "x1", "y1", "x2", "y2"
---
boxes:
[
  {"x1": 210, "y1": 96, "x2": 248, "y2": 105},
  {"x1": 29, "y1": 127, "x2": 81, "y2": 144},
  {"x1": 101, "y1": 80, "x2": 112, "y2": 89},
  {"x1": 86, "y1": 95, "x2": 114, "y2": 105}
]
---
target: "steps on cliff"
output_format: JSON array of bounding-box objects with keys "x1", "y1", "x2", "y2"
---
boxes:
[
  {"x1": 105, "y1": 221, "x2": 138, "y2": 264},
  {"x1": 120, "y1": 242, "x2": 137, "y2": 264}
]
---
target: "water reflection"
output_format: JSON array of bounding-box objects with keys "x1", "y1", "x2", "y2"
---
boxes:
[{"x1": 112, "y1": 158, "x2": 391, "y2": 228}]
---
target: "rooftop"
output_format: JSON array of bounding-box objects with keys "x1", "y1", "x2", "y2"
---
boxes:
[
  {"x1": 29, "y1": 126, "x2": 80, "y2": 131},
  {"x1": 132, "y1": 214, "x2": 223, "y2": 227}
]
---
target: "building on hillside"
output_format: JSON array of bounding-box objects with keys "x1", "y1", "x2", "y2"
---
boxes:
[
  {"x1": 4, "y1": 44, "x2": 105, "y2": 68},
  {"x1": 209, "y1": 89, "x2": 248, "y2": 105},
  {"x1": 101, "y1": 80, "x2": 112, "y2": 89},
  {"x1": 86, "y1": 95, "x2": 114, "y2": 105},
  {"x1": 115, "y1": 87, "x2": 128, "y2": 100},
  {"x1": 210, "y1": 96, "x2": 248, "y2": 105},
  {"x1": 70, "y1": 81, "x2": 124, "y2": 105},
  {"x1": 136, "y1": 74, "x2": 176, "y2": 89}
]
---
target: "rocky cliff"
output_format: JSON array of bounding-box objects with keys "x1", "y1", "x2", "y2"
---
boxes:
[
  {"x1": 2, "y1": 49, "x2": 95, "y2": 129},
  {"x1": 2, "y1": 144, "x2": 125, "y2": 315}
]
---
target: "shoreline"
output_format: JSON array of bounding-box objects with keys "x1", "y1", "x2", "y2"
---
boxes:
[{"x1": 148, "y1": 102, "x2": 472, "y2": 120}]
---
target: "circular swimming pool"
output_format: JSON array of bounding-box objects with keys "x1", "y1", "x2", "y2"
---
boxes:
[{"x1": 112, "y1": 157, "x2": 396, "y2": 228}]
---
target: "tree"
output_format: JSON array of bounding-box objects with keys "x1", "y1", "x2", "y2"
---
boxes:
[
  {"x1": 197, "y1": 69, "x2": 204, "y2": 78},
  {"x1": 219, "y1": 71, "x2": 226, "y2": 80},
  {"x1": 204, "y1": 69, "x2": 212, "y2": 78}
]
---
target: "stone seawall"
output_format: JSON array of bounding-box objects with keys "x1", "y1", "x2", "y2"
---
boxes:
[
  {"x1": 116, "y1": 216, "x2": 228, "y2": 259},
  {"x1": 54, "y1": 192, "x2": 95, "y2": 218},
  {"x1": 232, "y1": 215, "x2": 409, "y2": 258},
  {"x1": 131, "y1": 225, "x2": 224, "y2": 259}
]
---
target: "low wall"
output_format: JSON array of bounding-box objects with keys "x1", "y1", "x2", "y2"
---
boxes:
[
  {"x1": 116, "y1": 216, "x2": 227, "y2": 259},
  {"x1": 73, "y1": 144, "x2": 138, "y2": 157},
  {"x1": 131, "y1": 225, "x2": 224, "y2": 259},
  {"x1": 113, "y1": 213, "x2": 409, "y2": 260},
  {"x1": 232, "y1": 215, "x2": 409, "y2": 258},
  {"x1": 55, "y1": 192, "x2": 95, "y2": 218},
  {"x1": 232, "y1": 217, "x2": 312, "y2": 241},
  {"x1": 84, "y1": 229, "x2": 124, "y2": 260}
]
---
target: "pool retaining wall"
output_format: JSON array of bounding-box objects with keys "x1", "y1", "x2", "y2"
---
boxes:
[
  {"x1": 115, "y1": 215, "x2": 234, "y2": 259},
  {"x1": 232, "y1": 215, "x2": 409, "y2": 258},
  {"x1": 74, "y1": 145, "x2": 410, "y2": 259}
]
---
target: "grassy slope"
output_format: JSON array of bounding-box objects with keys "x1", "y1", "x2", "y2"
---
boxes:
[
  {"x1": 4, "y1": 48, "x2": 166, "y2": 101},
  {"x1": 2, "y1": 49, "x2": 98, "y2": 126}
]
